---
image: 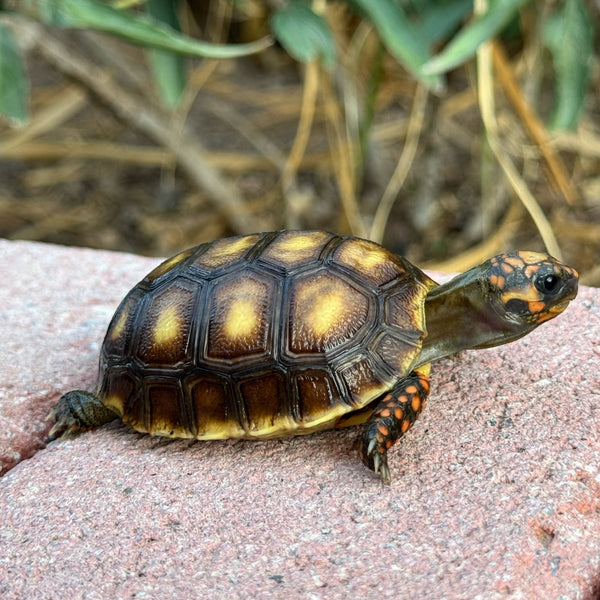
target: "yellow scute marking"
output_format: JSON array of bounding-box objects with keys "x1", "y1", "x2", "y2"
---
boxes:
[
  {"x1": 289, "y1": 273, "x2": 369, "y2": 353},
  {"x1": 109, "y1": 307, "x2": 129, "y2": 340},
  {"x1": 338, "y1": 241, "x2": 389, "y2": 270},
  {"x1": 223, "y1": 298, "x2": 260, "y2": 339},
  {"x1": 153, "y1": 305, "x2": 181, "y2": 345},
  {"x1": 309, "y1": 290, "x2": 346, "y2": 336},
  {"x1": 275, "y1": 232, "x2": 327, "y2": 252},
  {"x1": 213, "y1": 235, "x2": 256, "y2": 257},
  {"x1": 196, "y1": 235, "x2": 259, "y2": 269},
  {"x1": 263, "y1": 231, "x2": 331, "y2": 265},
  {"x1": 147, "y1": 250, "x2": 190, "y2": 280}
]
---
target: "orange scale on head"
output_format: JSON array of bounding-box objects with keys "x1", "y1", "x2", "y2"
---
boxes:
[
  {"x1": 501, "y1": 262, "x2": 514, "y2": 274},
  {"x1": 505, "y1": 256, "x2": 525, "y2": 268},
  {"x1": 490, "y1": 274, "x2": 506, "y2": 289},
  {"x1": 524, "y1": 265, "x2": 542, "y2": 279},
  {"x1": 528, "y1": 301, "x2": 547, "y2": 314},
  {"x1": 518, "y1": 251, "x2": 547, "y2": 264}
]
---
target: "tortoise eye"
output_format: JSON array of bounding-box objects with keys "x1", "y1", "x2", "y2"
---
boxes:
[{"x1": 535, "y1": 274, "x2": 561, "y2": 295}]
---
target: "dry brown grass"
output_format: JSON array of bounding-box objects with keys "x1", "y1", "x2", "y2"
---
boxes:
[{"x1": 1, "y1": 3, "x2": 598, "y2": 283}]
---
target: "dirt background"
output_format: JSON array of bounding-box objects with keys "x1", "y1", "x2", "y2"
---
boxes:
[{"x1": 1, "y1": 3, "x2": 599, "y2": 283}]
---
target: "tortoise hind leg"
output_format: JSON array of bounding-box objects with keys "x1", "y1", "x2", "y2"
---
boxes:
[
  {"x1": 48, "y1": 390, "x2": 118, "y2": 439},
  {"x1": 360, "y1": 368, "x2": 430, "y2": 484}
]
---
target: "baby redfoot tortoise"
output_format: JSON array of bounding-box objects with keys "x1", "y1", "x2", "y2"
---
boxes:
[{"x1": 50, "y1": 230, "x2": 578, "y2": 483}]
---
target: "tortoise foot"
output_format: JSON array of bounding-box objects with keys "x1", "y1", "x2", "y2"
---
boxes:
[{"x1": 360, "y1": 369, "x2": 430, "y2": 484}]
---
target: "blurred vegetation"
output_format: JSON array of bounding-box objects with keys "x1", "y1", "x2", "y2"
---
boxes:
[{"x1": 0, "y1": 0, "x2": 598, "y2": 284}]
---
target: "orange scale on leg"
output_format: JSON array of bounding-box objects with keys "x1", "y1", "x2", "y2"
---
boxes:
[{"x1": 378, "y1": 425, "x2": 390, "y2": 437}]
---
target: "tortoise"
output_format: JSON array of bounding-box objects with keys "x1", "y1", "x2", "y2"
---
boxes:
[{"x1": 49, "y1": 230, "x2": 579, "y2": 483}]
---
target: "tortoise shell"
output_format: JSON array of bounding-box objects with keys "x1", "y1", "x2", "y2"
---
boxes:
[{"x1": 97, "y1": 230, "x2": 436, "y2": 439}]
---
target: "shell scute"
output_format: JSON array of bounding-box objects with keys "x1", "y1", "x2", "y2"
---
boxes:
[
  {"x1": 145, "y1": 381, "x2": 192, "y2": 438},
  {"x1": 192, "y1": 233, "x2": 262, "y2": 270},
  {"x1": 331, "y1": 238, "x2": 411, "y2": 287},
  {"x1": 294, "y1": 368, "x2": 340, "y2": 425},
  {"x1": 187, "y1": 373, "x2": 243, "y2": 439},
  {"x1": 259, "y1": 230, "x2": 334, "y2": 271},
  {"x1": 238, "y1": 370, "x2": 293, "y2": 435},
  {"x1": 103, "y1": 291, "x2": 143, "y2": 357},
  {"x1": 337, "y1": 356, "x2": 391, "y2": 406},
  {"x1": 287, "y1": 271, "x2": 370, "y2": 355},
  {"x1": 205, "y1": 270, "x2": 277, "y2": 363},
  {"x1": 135, "y1": 281, "x2": 198, "y2": 367}
]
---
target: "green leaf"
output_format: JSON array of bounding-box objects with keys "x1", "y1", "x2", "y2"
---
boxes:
[
  {"x1": 423, "y1": 0, "x2": 530, "y2": 75},
  {"x1": 0, "y1": 22, "x2": 29, "y2": 125},
  {"x1": 270, "y1": 1, "x2": 336, "y2": 69},
  {"x1": 542, "y1": 0, "x2": 593, "y2": 130},
  {"x1": 416, "y1": 0, "x2": 472, "y2": 47},
  {"x1": 345, "y1": 0, "x2": 443, "y2": 90},
  {"x1": 18, "y1": 0, "x2": 272, "y2": 58},
  {"x1": 145, "y1": 0, "x2": 186, "y2": 108}
]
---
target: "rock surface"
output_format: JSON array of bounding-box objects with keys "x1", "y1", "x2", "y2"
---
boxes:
[{"x1": 1, "y1": 239, "x2": 599, "y2": 599}]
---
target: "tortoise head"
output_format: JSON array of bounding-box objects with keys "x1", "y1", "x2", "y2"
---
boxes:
[
  {"x1": 419, "y1": 251, "x2": 578, "y2": 365},
  {"x1": 486, "y1": 251, "x2": 578, "y2": 328}
]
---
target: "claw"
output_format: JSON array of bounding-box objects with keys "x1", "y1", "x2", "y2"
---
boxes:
[
  {"x1": 367, "y1": 437, "x2": 377, "y2": 457},
  {"x1": 379, "y1": 461, "x2": 392, "y2": 485},
  {"x1": 373, "y1": 451, "x2": 381, "y2": 474},
  {"x1": 48, "y1": 422, "x2": 60, "y2": 439},
  {"x1": 371, "y1": 449, "x2": 392, "y2": 484}
]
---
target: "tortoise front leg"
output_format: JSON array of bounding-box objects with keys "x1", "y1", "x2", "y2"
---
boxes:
[{"x1": 361, "y1": 368, "x2": 430, "y2": 484}]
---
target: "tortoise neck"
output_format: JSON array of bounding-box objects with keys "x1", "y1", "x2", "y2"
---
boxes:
[{"x1": 417, "y1": 265, "x2": 530, "y2": 367}]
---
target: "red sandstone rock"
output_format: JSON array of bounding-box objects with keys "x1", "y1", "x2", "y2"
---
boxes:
[{"x1": 0, "y1": 239, "x2": 598, "y2": 599}]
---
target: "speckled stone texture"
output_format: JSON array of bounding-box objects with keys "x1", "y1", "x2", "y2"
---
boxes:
[{"x1": 0, "y1": 239, "x2": 599, "y2": 599}]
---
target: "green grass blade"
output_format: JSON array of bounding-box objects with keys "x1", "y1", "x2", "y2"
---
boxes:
[
  {"x1": 145, "y1": 0, "x2": 186, "y2": 107},
  {"x1": 270, "y1": 1, "x2": 336, "y2": 69},
  {"x1": 19, "y1": 0, "x2": 272, "y2": 58},
  {"x1": 423, "y1": 0, "x2": 530, "y2": 74},
  {"x1": 0, "y1": 22, "x2": 29, "y2": 125},
  {"x1": 542, "y1": 0, "x2": 593, "y2": 130},
  {"x1": 417, "y1": 0, "x2": 472, "y2": 46},
  {"x1": 345, "y1": 0, "x2": 443, "y2": 90}
]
